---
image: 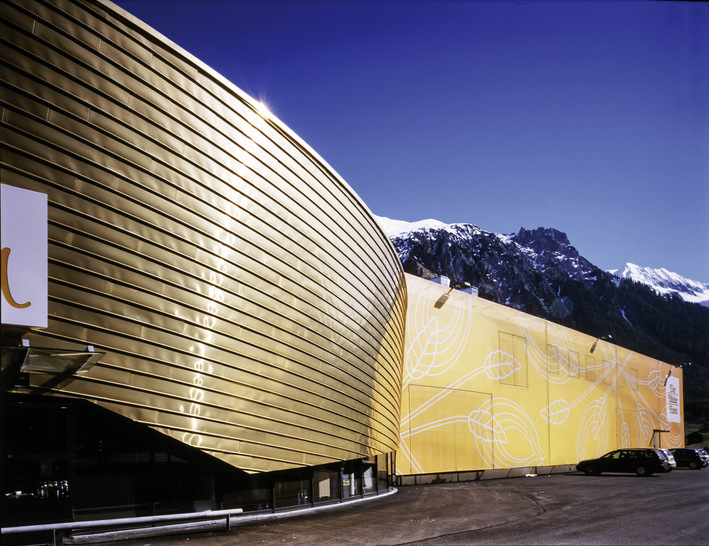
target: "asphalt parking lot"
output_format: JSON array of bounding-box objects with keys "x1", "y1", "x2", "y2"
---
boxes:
[{"x1": 118, "y1": 467, "x2": 709, "y2": 545}]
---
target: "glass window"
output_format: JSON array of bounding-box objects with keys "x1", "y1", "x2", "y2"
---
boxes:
[
  {"x1": 603, "y1": 361, "x2": 612, "y2": 384},
  {"x1": 585, "y1": 355, "x2": 596, "y2": 381},
  {"x1": 628, "y1": 367, "x2": 639, "y2": 391},
  {"x1": 377, "y1": 454, "x2": 389, "y2": 492},
  {"x1": 220, "y1": 475, "x2": 271, "y2": 513},
  {"x1": 548, "y1": 345, "x2": 579, "y2": 377},
  {"x1": 274, "y1": 469, "x2": 310, "y2": 508},
  {"x1": 362, "y1": 457, "x2": 376, "y2": 494},
  {"x1": 2, "y1": 395, "x2": 393, "y2": 527},
  {"x1": 341, "y1": 461, "x2": 360, "y2": 499},
  {"x1": 500, "y1": 332, "x2": 527, "y2": 387},
  {"x1": 2, "y1": 402, "x2": 72, "y2": 525},
  {"x1": 313, "y1": 466, "x2": 339, "y2": 503}
]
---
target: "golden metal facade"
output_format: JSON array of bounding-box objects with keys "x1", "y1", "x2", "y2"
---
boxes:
[{"x1": 1, "y1": 0, "x2": 406, "y2": 473}]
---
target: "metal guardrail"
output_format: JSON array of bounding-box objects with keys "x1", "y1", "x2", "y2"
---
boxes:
[{"x1": 1, "y1": 507, "x2": 244, "y2": 545}]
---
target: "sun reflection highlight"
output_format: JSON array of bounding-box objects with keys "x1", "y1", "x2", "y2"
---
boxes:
[{"x1": 254, "y1": 100, "x2": 272, "y2": 119}]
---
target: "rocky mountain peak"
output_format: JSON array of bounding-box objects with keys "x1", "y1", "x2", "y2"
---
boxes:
[{"x1": 511, "y1": 227, "x2": 575, "y2": 256}]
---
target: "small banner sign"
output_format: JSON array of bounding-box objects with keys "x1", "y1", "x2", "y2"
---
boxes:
[
  {"x1": 666, "y1": 375, "x2": 681, "y2": 423},
  {"x1": 1, "y1": 184, "x2": 48, "y2": 328}
]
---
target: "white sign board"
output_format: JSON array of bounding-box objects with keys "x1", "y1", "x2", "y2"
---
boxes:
[
  {"x1": 1, "y1": 184, "x2": 48, "y2": 328},
  {"x1": 665, "y1": 375, "x2": 681, "y2": 424}
]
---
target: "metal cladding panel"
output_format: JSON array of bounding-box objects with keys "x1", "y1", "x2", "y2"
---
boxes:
[{"x1": 1, "y1": 0, "x2": 407, "y2": 472}]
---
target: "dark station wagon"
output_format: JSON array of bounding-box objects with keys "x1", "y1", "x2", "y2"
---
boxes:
[
  {"x1": 670, "y1": 447, "x2": 709, "y2": 470},
  {"x1": 577, "y1": 448, "x2": 670, "y2": 477}
]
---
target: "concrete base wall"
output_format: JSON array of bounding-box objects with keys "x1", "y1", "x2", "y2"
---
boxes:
[{"x1": 396, "y1": 465, "x2": 575, "y2": 486}]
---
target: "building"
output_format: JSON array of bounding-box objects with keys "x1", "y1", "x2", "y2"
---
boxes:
[
  {"x1": 1, "y1": 0, "x2": 405, "y2": 526},
  {"x1": 1, "y1": 0, "x2": 683, "y2": 532},
  {"x1": 396, "y1": 275, "x2": 683, "y2": 483}
]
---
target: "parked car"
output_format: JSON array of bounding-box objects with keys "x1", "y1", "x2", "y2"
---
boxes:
[
  {"x1": 670, "y1": 447, "x2": 709, "y2": 470},
  {"x1": 657, "y1": 448, "x2": 676, "y2": 471},
  {"x1": 577, "y1": 448, "x2": 669, "y2": 476}
]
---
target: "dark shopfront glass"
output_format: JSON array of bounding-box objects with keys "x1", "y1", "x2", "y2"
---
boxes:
[
  {"x1": 1, "y1": 394, "x2": 395, "y2": 526},
  {"x1": 219, "y1": 472, "x2": 272, "y2": 512},
  {"x1": 313, "y1": 465, "x2": 339, "y2": 503},
  {"x1": 1, "y1": 395, "x2": 233, "y2": 524},
  {"x1": 274, "y1": 468, "x2": 311, "y2": 508},
  {"x1": 362, "y1": 457, "x2": 377, "y2": 494},
  {"x1": 341, "y1": 460, "x2": 360, "y2": 499},
  {"x1": 378, "y1": 452, "x2": 391, "y2": 492},
  {"x1": 72, "y1": 400, "x2": 219, "y2": 518},
  {"x1": 1, "y1": 400, "x2": 72, "y2": 525}
]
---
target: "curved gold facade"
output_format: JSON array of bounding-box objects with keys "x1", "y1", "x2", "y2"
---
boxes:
[{"x1": 1, "y1": 0, "x2": 406, "y2": 473}]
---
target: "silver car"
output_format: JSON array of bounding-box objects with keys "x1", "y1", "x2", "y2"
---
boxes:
[{"x1": 657, "y1": 448, "x2": 676, "y2": 472}]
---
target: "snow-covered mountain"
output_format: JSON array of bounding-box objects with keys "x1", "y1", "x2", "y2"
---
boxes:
[
  {"x1": 377, "y1": 216, "x2": 709, "y2": 307},
  {"x1": 376, "y1": 215, "x2": 598, "y2": 319},
  {"x1": 377, "y1": 215, "x2": 597, "y2": 283},
  {"x1": 376, "y1": 217, "x2": 448, "y2": 237},
  {"x1": 609, "y1": 263, "x2": 709, "y2": 307}
]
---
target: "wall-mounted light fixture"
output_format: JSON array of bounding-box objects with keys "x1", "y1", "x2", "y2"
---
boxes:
[
  {"x1": 589, "y1": 335, "x2": 612, "y2": 354},
  {"x1": 2, "y1": 343, "x2": 103, "y2": 376},
  {"x1": 663, "y1": 367, "x2": 673, "y2": 387}
]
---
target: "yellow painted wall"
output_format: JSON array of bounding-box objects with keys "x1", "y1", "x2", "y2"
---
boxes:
[{"x1": 397, "y1": 274, "x2": 684, "y2": 475}]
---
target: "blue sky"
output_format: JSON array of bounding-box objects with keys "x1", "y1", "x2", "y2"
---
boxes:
[{"x1": 115, "y1": 0, "x2": 708, "y2": 282}]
